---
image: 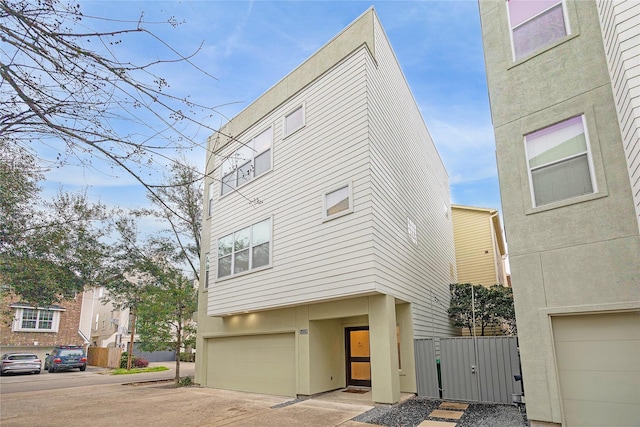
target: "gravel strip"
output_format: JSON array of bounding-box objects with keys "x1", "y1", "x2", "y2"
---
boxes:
[{"x1": 353, "y1": 396, "x2": 529, "y2": 427}]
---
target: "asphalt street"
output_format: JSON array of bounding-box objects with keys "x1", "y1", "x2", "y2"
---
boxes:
[{"x1": 0, "y1": 362, "x2": 195, "y2": 394}]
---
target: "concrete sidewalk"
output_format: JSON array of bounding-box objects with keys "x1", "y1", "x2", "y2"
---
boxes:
[{"x1": 0, "y1": 382, "x2": 376, "y2": 426}]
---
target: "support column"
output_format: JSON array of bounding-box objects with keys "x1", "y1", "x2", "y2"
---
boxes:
[
  {"x1": 368, "y1": 294, "x2": 400, "y2": 404},
  {"x1": 296, "y1": 306, "x2": 311, "y2": 396}
]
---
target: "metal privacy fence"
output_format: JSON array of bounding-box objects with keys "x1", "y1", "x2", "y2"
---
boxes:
[{"x1": 415, "y1": 336, "x2": 523, "y2": 404}]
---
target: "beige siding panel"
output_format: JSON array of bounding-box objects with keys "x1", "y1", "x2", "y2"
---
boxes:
[
  {"x1": 451, "y1": 208, "x2": 498, "y2": 286},
  {"x1": 552, "y1": 311, "x2": 640, "y2": 427},
  {"x1": 598, "y1": 0, "x2": 640, "y2": 231},
  {"x1": 206, "y1": 333, "x2": 296, "y2": 397},
  {"x1": 208, "y1": 49, "x2": 376, "y2": 315},
  {"x1": 367, "y1": 17, "x2": 456, "y2": 339}
]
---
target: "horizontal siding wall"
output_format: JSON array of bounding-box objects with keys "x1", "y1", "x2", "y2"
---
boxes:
[
  {"x1": 368, "y1": 17, "x2": 457, "y2": 339},
  {"x1": 207, "y1": 48, "x2": 377, "y2": 315},
  {"x1": 597, "y1": 0, "x2": 640, "y2": 232},
  {"x1": 451, "y1": 208, "x2": 498, "y2": 286}
]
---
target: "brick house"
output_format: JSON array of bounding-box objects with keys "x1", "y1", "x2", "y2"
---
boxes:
[{"x1": 0, "y1": 294, "x2": 88, "y2": 361}]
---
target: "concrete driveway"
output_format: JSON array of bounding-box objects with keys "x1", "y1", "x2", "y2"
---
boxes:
[{"x1": 1, "y1": 381, "x2": 375, "y2": 427}]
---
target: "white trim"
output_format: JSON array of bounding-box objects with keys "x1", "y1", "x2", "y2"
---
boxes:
[
  {"x1": 524, "y1": 114, "x2": 596, "y2": 207},
  {"x1": 282, "y1": 102, "x2": 306, "y2": 138},
  {"x1": 506, "y1": 0, "x2": 570, "y2": 61},
  {"x1": 215, "y1": 216, "x2": 273, "y2": 281},
  {"x1": 322, "y1": 181, "x2": 354, "y2": 222},
  {"x1": 12, "y1": 307, "x2": 61, "y2": 333},
  {"x1": 219, "y1": 126, "x2": 273, "y2": 197}
]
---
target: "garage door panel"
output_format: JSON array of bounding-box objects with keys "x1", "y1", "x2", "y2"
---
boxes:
[
  {"x1": 553, "y1": 311, "x2": 640, "y2": 341},
  {"x1": 556, "y1": 370, "x2": 640, "y2": 404},
  {"x1": 553, "y1": 311, "x2": 640, "y2": 427},
  {"x1": 207, "y1": 333, "x2": 295, "y2": 397},
  {"x1": 562, "y1": 400, "x2": 640, "y2": 427},
  {"x1": 555, "y1": 340, "x2": 640, "y2": 371}
]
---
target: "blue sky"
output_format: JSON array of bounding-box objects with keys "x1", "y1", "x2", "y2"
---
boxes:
[{"x1": 42, "y1": 0, "x2": 500, "y2": 218}]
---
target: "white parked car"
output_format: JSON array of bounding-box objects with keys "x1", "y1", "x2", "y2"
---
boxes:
[{"x1": 0, "y1": 352, "x2": 42, "y2": 375}]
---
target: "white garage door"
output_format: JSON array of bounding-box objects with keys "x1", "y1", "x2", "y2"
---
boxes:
[
  {"x1": 207, "y1": 333, "x2": 295, "y2": 397},
  {"x1": 553, "y1": 311, "x2": 640, "y2": 427}
]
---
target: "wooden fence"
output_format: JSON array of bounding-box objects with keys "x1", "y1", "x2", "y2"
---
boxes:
[{"x1": 87, "y1": 347, "x2": 122, "y2": 368}]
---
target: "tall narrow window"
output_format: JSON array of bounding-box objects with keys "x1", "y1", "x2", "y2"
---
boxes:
[
  {"x1": 508, "y1": 0, "x2": 568, "y2": 60},
  {"x1": 220, "y1": 127, "x2": 272, "y2": 195},
  {"x1": 204, "y1": 252, "x2": 210, "y2": 288},
  {"x1": 208, "y1": 183, "x2": 214, "y2": 216},
  {"x1": 283, "y1": 104, "x2": 305, "y2": 137},
  {"x1": 323, "y1": 183, "x2": 353, "y2": 220},
  {"x1": 525, "y1": 115, "x2": 595, "y2": 207},
  {"x1": 217, "y1": 218, "x2": 271, "y2": 279}
]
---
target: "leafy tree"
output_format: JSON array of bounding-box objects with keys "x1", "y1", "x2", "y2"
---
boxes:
[
  {"x1": 136, "y1": 261, "x2": 197, "y2": 386},
  {"x1": 137, "y1": 159, "x2": 203, "y2": 281},
  {"x1": 448, "y1": 283, "x2": 516, "y2": 336},
  {"x1": 104, "y1": 217, "x2": 196, "y2": 381},
  {"x1": 0, "y1": 140, "x2": 109, "y2": 307}
]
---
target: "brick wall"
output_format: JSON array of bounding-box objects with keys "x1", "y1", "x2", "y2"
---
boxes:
[{"x1": 1, "y1": 295, "x2": 84, "y2": 350}]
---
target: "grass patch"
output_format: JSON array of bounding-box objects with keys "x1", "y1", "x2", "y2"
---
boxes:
[{"x1": 111, "y1": 366, "x2": 169, "y2": 375}]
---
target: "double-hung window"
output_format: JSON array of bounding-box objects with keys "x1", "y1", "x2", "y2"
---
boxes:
[
  {"x1": 525, "y1": 115, "x2": 595, "y2": 207},
  {"x1": 507, "y1": 0, "x2": 568, "y2": 60},
  {"x1": 11, "y1": 305, "x2": 63, "y2": 332},
  {"x1": 217, "y1": 218, "x2": 271, "y2": 279},
  {"x1": 220, "y1": 127, "x2": 272, "y2": 196}
]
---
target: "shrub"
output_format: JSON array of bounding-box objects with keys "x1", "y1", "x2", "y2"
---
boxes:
[
  {"x1": 178, "y1": 376, "x2": 193, "y2": 387},
  {"x1": 179, "y1": 352, "x2": 195, "y2": 362},
  {"x1": 133, "y1": 357, "x2": 149, "y2": 368},
  {"x1": 119, "y1": 352, "x2": 149, "y2": 369}
]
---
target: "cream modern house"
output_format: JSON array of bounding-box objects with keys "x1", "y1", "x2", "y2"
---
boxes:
[
  {"x1": 195, "y1": 9, "x2": 457, "y2": 404},
  {"x1": 451, "y1": 205, "x2": 508, "y2": 287},
  {"x1": 478, "y1": 1, "x2": 640, "y2": 426},
  {"x1": 79, "y1": 287, "x2": 131, "y2": 349}
]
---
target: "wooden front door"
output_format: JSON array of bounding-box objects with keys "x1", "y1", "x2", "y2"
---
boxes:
[{"x1": 346, "y1": 327, "x2": 371, "y2": 387}]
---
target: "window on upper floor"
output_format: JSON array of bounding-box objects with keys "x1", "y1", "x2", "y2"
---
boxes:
[
  {"x1": 507, "y1": 0, "x2": 568, "y2": 61},
  {"x1": 11, "y1": 305, "x2": 62, "y2": 333},
  {"x1": 208, "y1": 182, "x2": 214, "y2": 216},
  {"x1": 220, "y1": 127, "x2": 272, "y2": 196},
  {"x1": 217, "y1": 218, "x2": 271, "y2": 279},
  {"x1": 204, "y1": 252, "x2": 210, "y2": 288},
  {"x1": 407, "y1": 218, "x2": 418, "y2": 245},
  {"x1": 525, "y1": 115, "x2": 595, "y2": 207},
  {"x1": 323, "y1": 183, "x2": 353, "y2": 221},
  {"x1": 283, "y1": 104, "x2": 305, "y2": 137}
]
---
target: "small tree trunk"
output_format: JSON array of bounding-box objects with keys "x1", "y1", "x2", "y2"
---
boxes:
[
  {"x1": 175, "y1": 319, "x2": 181, "y2": 386},
  {"x1": 127, "y1": 307, "x2": 136, "y2": 370}
]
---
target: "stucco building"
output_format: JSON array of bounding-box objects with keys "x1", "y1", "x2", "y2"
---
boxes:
[
  {"x1": 196, "y1": 9, "x2": 457, "y2": 403},
  {"x1": 478, "y1": 0, "x2": 640, "y2": 426}
]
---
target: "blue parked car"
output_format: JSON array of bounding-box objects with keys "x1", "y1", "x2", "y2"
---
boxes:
[{"x1": 44, "y1": 346, "x2": 87, "y2": 373}]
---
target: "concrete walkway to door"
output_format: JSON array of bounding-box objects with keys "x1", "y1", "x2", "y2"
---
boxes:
[{"x1": 1, "y1": 382, "x2": 386, "y2": 427}]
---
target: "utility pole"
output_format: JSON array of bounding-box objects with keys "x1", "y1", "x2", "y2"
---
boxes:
[{"x1": 127, "y1": 306, "x2": 136, "y2": 370}]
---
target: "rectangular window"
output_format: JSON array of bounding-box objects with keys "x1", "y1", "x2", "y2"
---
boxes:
[
  {"x1": 283, "y1": 104, "x2": 305, "y2": 137},
  {"x1": 407, "y1": 218, "x2": 418, "y2": 245},
  {"x1": 323, "y1": 183, "x2": 353, "y2": 220},
  {"x1": 204, "y1": 252, "x2": 210, "y2": 288},
  {"x1": 217, "y1": 218, "x2": 271, "y2": 279},
  {"x1": 208, "y1": 183, "x2": 214, "y2": 216},
  {"x1": 525, "y1": 115, "x2": 595, "y2": 207},
  {"x1": 12, "y1": 307, "x2": 61, "y2": 332},
  {"x1": 508, "y1": 0, "x2": 568, "y2": 60},
  {"x1": 220, "y1": 127, "x2": 272, "y2": 196}
]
